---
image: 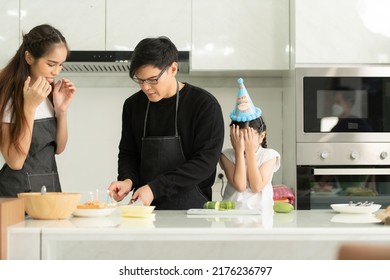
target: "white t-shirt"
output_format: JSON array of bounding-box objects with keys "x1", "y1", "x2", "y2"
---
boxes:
[
  {"x1": 222, "y1": 146, "x2": 281, "y2": 210},
  {"x1": 2, "y1": 97, "x2": 54, "y2": 123}
]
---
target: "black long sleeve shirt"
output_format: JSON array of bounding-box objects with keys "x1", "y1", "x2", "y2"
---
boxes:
[{"x1": 117, "y1": 83, "x2": 225, "y2": 201}]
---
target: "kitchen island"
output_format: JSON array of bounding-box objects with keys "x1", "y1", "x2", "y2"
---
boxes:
[{"x1": 7, "y1": 209, "x2": 390, "y2": 260}]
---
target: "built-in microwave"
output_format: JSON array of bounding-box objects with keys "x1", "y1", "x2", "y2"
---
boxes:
[{"x1": 296, "y1": 66, "x2": 390, "y2": 143}]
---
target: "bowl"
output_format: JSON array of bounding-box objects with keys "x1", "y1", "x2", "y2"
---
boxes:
[
  {"x1": 330, "y1": 203, "x2": 381, "y2": 214},
  {"x1": 120, "y1": 205, "x2": 155, "y2": 218},
  {"x1": 17, "y1": 192, "x2": 81, "y2": 219}
]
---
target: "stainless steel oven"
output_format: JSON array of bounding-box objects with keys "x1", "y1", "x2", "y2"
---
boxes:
[{"x1": 295, "y1": 67, "x2": 390, "y2": 209}]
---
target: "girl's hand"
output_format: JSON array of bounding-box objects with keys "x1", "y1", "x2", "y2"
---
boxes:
[
  {"x1": 243, "y1": 127, "x2": 260, "y2": 155},
  {"x1": 230, "y1": 124, "x2": 244, "y2": 154},
  {"x1": 53, "y1": 78, "x2": 76, "y2": 114},
  {"x1": 23, "y1": 76, "x2": 51, "y2": 112}
]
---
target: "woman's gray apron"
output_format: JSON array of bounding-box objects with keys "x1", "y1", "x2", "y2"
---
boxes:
[
  {"x1": 139, "y1": 83, "x2": 208, "y2": 210},
  {"x1": 0, "y1": 117, "x2": 61, "y2": 197}
]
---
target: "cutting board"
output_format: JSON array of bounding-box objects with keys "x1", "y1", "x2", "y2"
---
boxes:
[{"x1": 187, "y1": 208, "x2": 261, "y2": 216}]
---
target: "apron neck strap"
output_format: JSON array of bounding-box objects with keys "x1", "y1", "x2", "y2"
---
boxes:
[{"x1": 143, "y1": 81, "x2": 180, "y2": 137}]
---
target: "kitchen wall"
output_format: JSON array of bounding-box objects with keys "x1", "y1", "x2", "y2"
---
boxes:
[{"x1": 29, "y1": 74, "x2": 283, "y2": 202}]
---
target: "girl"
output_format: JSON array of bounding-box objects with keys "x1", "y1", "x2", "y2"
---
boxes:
[
  {"x1": 0, "y1": 24, "x2": 76, "y2": 197},
  {"x1": 219, "y1": 79, "x2": 280, "y2": 210}
]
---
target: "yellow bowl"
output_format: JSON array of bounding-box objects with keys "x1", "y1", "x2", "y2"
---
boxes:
[
  {"x1": 17, "y1": 192, "x2": 81, "y2": 220},
  {"x1": 120, "y1": 205, "x2": 155, "y2": 215}
]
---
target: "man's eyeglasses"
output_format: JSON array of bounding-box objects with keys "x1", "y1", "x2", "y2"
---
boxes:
[{"x1": 132, "y1": 66, "x2": 168, "y2": 85}]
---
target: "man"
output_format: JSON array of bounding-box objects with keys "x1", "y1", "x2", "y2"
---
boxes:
[{"x1": 108, "y1": 36, "x2": 224, "y2": 210}]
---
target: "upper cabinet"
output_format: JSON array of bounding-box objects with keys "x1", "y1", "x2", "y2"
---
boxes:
[
  {"x1": 20, "y1": 0, "x2": 105, "y2": 50},
  {"x1": 191, "y1": 0, "x2": 290, "y2": 71},
  {"x1": 0, "y1": 1, "x2": 19, "y2": 68},
  {"x1": 106, "y1": 0, "x2": 191, "y2": 51},
  {"x1": 293, "y1": 0, "x2": 390, "y2": 64}
]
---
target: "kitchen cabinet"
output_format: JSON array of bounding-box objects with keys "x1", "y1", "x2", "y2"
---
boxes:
[
  {"x1": 20, "y1": 0, "x2": 105, "y2": 50},
  {"x1": 0, "y1": 0, "x2": 19, "y2": 68},
  {"x1": 0, "y1": 198, "x2": 24, "y2": 260},
  {"x1": 294, "y1": 0, "x2": 390, "y2": 64},
  {"x1": 191, "y1": 0, "x2": 289, "y2": 71},
  {"x1": 106, "y1": 0, "x2": 191, "y2": 51}
]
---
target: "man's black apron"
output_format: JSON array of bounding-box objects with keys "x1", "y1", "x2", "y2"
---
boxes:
[
  {"x1": 139, "y1": 83, "x2": 208, "y2": 210},
  {"x1": 0, "y1": 117, "x2": 61, "y2": 197}
]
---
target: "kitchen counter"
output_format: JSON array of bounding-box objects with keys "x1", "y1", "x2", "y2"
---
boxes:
[{"x1": 7, "y1": 209, "x2": 390, "y2": 260}]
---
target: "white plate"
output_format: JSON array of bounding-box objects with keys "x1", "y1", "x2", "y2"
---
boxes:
[
  {"x1": 122, "y1": 213, "x2": 156, "y2": 219},
  {"x1": 71, "y1": 217, "x2": 121, "y2": 227},
  {"x1": 331, "y1": 213, "x2": 382, "y2": 224},
  {"x1": 72, "y1": 207, "x2": 117, "y2": 217},
  {"x1": 187, "y1": 209, "x2": 261, "y2": 216},
  {"x1": 330, "y1": 203, "x2": 381, "y2": 214}
]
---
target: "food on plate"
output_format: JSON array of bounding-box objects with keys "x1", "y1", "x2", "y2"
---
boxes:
[
  {"x1": 374, "y1": 205, "x2": 390, "y2": 225},
  {"x1": 273, "y1": 202, "x2": 294, "y2": 213},
  {"x1": 77, "y1": 201, "x2": 110, "y2": 209},
  {"x1": 203, "y1": 201, "x2": 235, "y2": 210}
]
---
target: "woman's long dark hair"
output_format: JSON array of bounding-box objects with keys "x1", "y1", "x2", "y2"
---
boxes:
[
  {"x1": 0, "y1": 24, "x2": 68, "y2": 154},
  {"x1": 230, "y1": 116, "x2": 268, "y2": 148}
]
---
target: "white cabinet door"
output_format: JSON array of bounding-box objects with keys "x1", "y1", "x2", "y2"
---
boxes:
[
  {"x1": 20, "y1": 0, "x2": 105, "y2": 50},
  {"x1": 106, "y1": 0, "x2": 191, "y2": 51},
  {"x1": 0, "y1": 0, "x2": 19, "y2": 68},
  {"x1": 294, "y1": 0, "x2": 390, "y2": 64},
  {"x1": 192, "y1": 0, "x2": 289, "y2": 71}
]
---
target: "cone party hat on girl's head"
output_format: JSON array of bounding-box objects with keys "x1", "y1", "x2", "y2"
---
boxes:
[{"x1": 230, "y1": 78, "x2": 262, "y2": 122}]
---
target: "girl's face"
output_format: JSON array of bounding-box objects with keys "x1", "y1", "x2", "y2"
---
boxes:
[{"x1": 25, "y1": 43, "x2": 67, "y2": 84}]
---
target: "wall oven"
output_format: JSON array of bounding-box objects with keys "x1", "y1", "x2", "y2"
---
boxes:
[{"x1": 295, "y1": 67, "x2": 390, "y2": 209}]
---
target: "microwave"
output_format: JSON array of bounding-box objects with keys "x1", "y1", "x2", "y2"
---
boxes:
[{"x1": 296, "y1": 66, "x2": 390, "y2": 143}]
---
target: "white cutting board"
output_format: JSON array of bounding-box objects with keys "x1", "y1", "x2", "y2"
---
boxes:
[{"x1": 187, "y1": 209, "x2": 261, "y2": 216}]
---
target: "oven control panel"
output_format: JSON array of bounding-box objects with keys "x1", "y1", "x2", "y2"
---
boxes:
[{"x1": 297, "y1": 143, "x2": 390, "y2": 165}]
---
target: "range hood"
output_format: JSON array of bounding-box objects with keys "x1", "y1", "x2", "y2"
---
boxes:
[{"x1": 62, "y1": 51, "x2": 190, "y2": 74}]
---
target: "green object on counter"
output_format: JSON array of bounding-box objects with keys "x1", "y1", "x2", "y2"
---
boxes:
[
  {"x1": 274, "y1": 202, "x2": 294, "y2": 213},
  {"x1": 203, "y1": 201, "x2": 236, "y2": 210}
]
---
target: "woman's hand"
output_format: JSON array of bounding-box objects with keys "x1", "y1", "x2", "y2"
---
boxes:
[
  {"x1": 53, "y1": 78, "x2": 76, "y2": 114},
  {"x1": 23, "y1": 76, "x2": 51, "y2": 113}
]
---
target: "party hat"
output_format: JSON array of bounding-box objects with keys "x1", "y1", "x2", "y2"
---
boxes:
[{"x1": 230, "y1": 78, "x2": 262, "y2": 122}]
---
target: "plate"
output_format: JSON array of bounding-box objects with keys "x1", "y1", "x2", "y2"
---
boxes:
[
  {"x1": 71, "y1": 217, "x2": 121, "y2": 227},
  {"x1": 330, "y1": 203, "x2": 381, "y2": 214},
  {"x1": 122, "y1": 213, "x2": 156, "y2": 219},
  {"x1": 187, "y1": 209, "x2": 261, "y2": 216},
  {"x1": 72, "y1": 207, "x2": 117, "y2": 217},
  {"x1": 331, "y1": 213, "x2": 382, "y2": 224}
]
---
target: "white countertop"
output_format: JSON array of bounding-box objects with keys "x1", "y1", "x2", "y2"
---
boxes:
[{"x1": 8, "y1": 209, "x2": 390, "y2": 260}]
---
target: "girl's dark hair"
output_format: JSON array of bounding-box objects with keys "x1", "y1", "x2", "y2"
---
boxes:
[
  {"x1": 0, "y1": 24, "x2": 68, "y2": 154},
  {"x1": 230, "y1": 116, "x2": 268, "y2": 148},
  {"x1": 129, "y1": 36, "x2": 178, "y2": 79}
]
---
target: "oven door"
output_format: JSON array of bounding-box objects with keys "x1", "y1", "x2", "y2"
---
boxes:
[{"x1": 297, "y1": 166, "x2": 390, "y2": 209}]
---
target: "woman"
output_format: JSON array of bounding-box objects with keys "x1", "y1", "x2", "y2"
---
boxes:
[{"x1": 0, "y1": 24, "x2": 76, "y2": 197}]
